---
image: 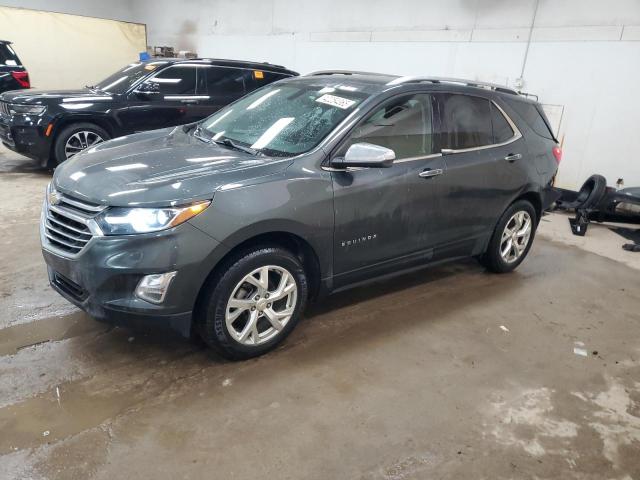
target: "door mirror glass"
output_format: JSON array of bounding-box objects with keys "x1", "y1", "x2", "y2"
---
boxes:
[
  {"x1": 134, "y1": 81, "x2": 160, "y2": 98},
  {"x1": 333, "y1": 142, "x2": 395, "y2": 168}
]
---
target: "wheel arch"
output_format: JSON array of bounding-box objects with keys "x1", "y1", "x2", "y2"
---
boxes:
[
  {"x1": 48, "y1": 115, "x2": 118, "y2": 163},
  {"x1": 192, "y1": 230, "x2": 323, "y2": 327}
]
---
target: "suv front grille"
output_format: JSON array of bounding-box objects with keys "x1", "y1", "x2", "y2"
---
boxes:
[
  {"x1": 43, "y1": 191, "x2": 105, "y2": 255},
  {"x1": 0, "y1": 101, "x2": 9, "y2": 117}
]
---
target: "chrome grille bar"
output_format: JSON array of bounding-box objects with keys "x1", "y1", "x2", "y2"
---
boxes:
[{"x1": 42, "y1": 188, "x2": 103, "y2": 256}]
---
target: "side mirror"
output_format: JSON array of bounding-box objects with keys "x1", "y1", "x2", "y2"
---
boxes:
[
  {"x1": 134, "y1": 81, "x2": 160, "y2": 98},
  {"x1": 333, "y1": 142, "x2": 395, "y2": 169}
]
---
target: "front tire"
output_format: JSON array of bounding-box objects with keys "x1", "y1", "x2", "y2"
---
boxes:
[
  {"x1": 480, "y1": 200, "x2": 537, "y2": 273},
  {"x1": 53, "y1": 123, "x2": 109, "y2": 165},
  {"x1": 197, "y1": 246, "x2": 308, "y2": 360}
]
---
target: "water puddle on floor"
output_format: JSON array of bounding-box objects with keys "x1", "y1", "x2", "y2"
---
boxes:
[
  {"x1": 0, "y1": 312, "x2": 108, "y2": 357},
  {"x1": 0, "y1": 381, "x2": 132, "y2": 454}
]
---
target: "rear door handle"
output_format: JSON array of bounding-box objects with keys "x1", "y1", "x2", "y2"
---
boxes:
[
  {"x1": 419, "y1": 168, "x2": 444, "y2": 178},
  {"x1": 180, "y1": 99, "x2": 199, "y2": 104},
  {"x1": 504, "y1": 153, "x2": 522, "y2": 162}
]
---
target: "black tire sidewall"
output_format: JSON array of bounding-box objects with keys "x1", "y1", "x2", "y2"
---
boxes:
[
  {"x1": 485, "y1": 200, "x2": 537, "y2": 273},
  {"x1": 201, "y1": 247, "x2": 308, "y2": 360},
  {"x1": 53, "y1": 123, "x2": 110, "y2": 165}
]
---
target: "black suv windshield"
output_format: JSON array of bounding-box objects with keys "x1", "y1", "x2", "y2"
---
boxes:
[
  {"x1": 92, "y1": 61, "x2": 168, "y2": 94},
  {"x1": 201, "y1": 82, "x2": 369, "y2": 157},
  {"x1": 0, "y1": 43, "x2": 20, "y2": 66}
]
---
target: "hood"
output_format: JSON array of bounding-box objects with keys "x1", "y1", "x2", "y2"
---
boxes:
[
  {"x1": 0, "y1": 88, "x2": 113, "y2": 105},
  {"x1": 53, "y1": 127, "x2": 293, "y2": 207}
]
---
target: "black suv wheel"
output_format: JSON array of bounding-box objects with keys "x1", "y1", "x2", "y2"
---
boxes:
[
  {"x1": 480, "y1": 200, "x2": 537, "y2": 273},
  {"x1": 53, "y1": 123, "x2": 109, "y2": 164},
  {"x1": 197, "y1": 246, "x2": 308, "y2": 360}
]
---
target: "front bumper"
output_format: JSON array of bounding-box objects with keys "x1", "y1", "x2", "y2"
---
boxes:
[
  {"x1": 41, "y1": 222, "x2": 227, "y2": 337},
  {"x1": 0, "y1": 112, "x2": 53, "y2": 162}
]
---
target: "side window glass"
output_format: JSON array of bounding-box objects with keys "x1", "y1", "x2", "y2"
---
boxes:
[
  {"x1": 342, "y1": 94, "x2": 435, "y2": 160},
  {"x1": 438, "y1": 94, "x2": 492, "y2": 150},
  {"x1": 205, "y1": 67, "x2": 247, "y2": 97},
  {"x1": 150, "y1": 66, "x2": 197, "y2": 95},
  {"x1": 491, "y1": 103, "x2": 515, "y2": 143}
]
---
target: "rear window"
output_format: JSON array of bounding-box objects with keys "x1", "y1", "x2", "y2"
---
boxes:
[
  {"x1": 505, "y1": 99, "x2": 556, "y2": 141},
  {"x1": 0, "y1": 43, "x2": 21, "y2": 66}
]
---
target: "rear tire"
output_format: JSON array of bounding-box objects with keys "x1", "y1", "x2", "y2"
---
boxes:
[
  {"x1": 197, "y1": 246, "x2": 308, "y2": 360},
  {"x1": 479, "y1": 200, "x2": 537, "y2": 273},
  {"x1": 53, "y1": 122, "x2": 109, "y2": 165}
]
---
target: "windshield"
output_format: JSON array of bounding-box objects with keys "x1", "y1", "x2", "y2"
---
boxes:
[
  {"x1": 200, "y1": 82, "x2": 370, "y2": 157},
  {"x1": 92, "y1": 61, "x2": 168, "y2": 94}
]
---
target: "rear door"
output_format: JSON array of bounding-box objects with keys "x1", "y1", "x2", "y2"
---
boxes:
[
  {"x1": 200, "y1": 66, "x2": 250, "y2": 115},
  {"x1": 331, "y1": 92, "x2": 447, "y2": 286},
  {"x1": 432, "y1": 92, "x2": 529, "y2": 256},
  {"x1": 122, "y1": 64, "x2": 204, "y2": 132}
]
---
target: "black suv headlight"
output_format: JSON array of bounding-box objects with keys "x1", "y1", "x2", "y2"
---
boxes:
[
  {"x1": 95, "y1": 201, "x2": 211, "y2": 235},
  {"x1": 9, "y1": 104, "x2": 46, "y2": 116}
]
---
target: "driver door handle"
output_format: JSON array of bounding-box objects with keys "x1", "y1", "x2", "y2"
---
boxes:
[
  {"x1": 419, "y1": 168, "x2": 444, "y2": 178},
  {"x1": 180, "y1": 99, "x2": 199, "y2": 104},
  {"x1": 504, "y1": 153, "x2": 522, "y2": 162}
]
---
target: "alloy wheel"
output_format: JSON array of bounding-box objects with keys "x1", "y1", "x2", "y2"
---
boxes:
[
  {"x1": 500, "y1": 211, "x2": 532, "y2": 263},
  {"x1": 64, "y1": 131, "x2": 104, "y2": 159},
  {"x1": 225, "y1": 265, "x2": 298, "y2": 346}
]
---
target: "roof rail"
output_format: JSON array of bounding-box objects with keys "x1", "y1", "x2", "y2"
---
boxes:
[
  {"x1": 386, "y1": 76, "x2": 519, "y2": 95},
  {"x1": 307, "y1": 70, "x2": 396, "y2": 78}
]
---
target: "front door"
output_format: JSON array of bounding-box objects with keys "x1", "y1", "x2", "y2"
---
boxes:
[
  {"x1": 122, "y1": 64, "x2": 205, "y2": 133},
  {"x1": 330, "y1": 93, "x2": 448, "y2": 287}
]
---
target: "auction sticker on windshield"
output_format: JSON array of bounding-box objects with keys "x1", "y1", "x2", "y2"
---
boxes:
[{"x1": 316, "y1": 94, "x2": 356, "y2": 110}]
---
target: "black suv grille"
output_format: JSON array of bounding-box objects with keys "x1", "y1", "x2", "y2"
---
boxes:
[
  {"x1": 0, "y1": 101, "x2": 9, "y2": 117},
  {"x1": 42, "y1": 191, "x2": 105, "y2": 255}
]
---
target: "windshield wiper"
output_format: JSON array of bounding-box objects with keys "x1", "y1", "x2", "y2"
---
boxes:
[
  {"x1": 213, "y1": 137, "x2": 261, "y2": 156},
  {"x1": 84, "y1": 85, "x2": 102, "y2": 93}
]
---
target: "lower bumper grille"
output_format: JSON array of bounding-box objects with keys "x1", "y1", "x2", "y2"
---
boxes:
[{"x1": 52, "y1": 272, "x2": 87, "y2": 301}]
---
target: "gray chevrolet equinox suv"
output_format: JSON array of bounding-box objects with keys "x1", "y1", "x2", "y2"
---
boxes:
[{"x1": 41, "y1": 71, "x2": 561, "y2": 359}]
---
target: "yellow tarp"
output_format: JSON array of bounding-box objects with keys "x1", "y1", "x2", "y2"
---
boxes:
[{"x1": 0, "y1": 6, "x2": 146, "y2": 89}]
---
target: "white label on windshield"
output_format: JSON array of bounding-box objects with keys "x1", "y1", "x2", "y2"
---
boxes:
[{"x1": 315, "y1": 94, "x2": 356, "y2": 110}]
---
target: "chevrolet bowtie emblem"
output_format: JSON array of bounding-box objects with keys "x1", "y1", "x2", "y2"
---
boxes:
[{"x1": 48, "y1": 190, "x2": 62, "y2": 206}]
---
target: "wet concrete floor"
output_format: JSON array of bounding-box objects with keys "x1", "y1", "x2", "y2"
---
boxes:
[{"x1": 1, "y1": 145, "x2": 639, "y2": 479}]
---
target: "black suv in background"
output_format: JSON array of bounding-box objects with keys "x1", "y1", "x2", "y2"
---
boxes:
[
  {"x1": 42, "y1": 72, "x2": 561, "y2": 359},
  {"x1": 0, "y1": 58, "x2": 297, "y2": 166},
  {"x1": 0, "y1": 40, "x2": 30, "y2": 94}
]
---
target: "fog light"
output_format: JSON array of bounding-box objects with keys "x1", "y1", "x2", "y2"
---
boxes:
[{"x1": 135, "y1": 271, "x2": 177, "y2": 304}]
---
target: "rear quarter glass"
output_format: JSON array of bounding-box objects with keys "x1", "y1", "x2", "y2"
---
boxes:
[
  {"x1": 0, "y1": 43, "x2": 22, "y2": 66},
  {"x1": 504, "y1": 98, "x2": 557, "y2": 175},
  {"x1": 505, "y1": 97, "x2": 557, "y2": 142}
]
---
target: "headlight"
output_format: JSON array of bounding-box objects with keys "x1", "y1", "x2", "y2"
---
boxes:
[
  {"x1": 95, "y1": 200, "x2": 211, "y2": 235},
  {"x1": 9, "y1": 104, "x2": 46, "y2": 116}
]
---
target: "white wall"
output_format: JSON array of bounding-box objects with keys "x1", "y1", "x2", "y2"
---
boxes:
[{"x1": 130, "y1": 0, "x2": 640, "y2": 189}]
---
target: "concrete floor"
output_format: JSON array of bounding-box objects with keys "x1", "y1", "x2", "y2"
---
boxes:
[{"x1": 1, "y1": 144, "x2": 639, "y2": 480}]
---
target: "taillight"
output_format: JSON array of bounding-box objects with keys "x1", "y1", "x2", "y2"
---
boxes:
[
  {"x1": 552, "y1": 145, "x2": 562, "y2": 164},
  {"x1": 10, "y1": 71, "x2": 30, "y2": 88}
]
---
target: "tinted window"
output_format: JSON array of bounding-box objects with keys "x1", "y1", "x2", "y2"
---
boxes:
[
  {"x1": 0, "y1": 43, "x2": 20, "y2": 66},
  {"x1": 201, "y1": 83, "x2": 369, "y2": 157},
  {"x1": 247, "y1": 70, "x2": 290, "y2": 90},
  {"x1": 150, "y1": 65, "x2": 197, "y2": 95},
  {"x1": 343, "y1": 94, "x2": 435, "y2": 159},
  {"x1": 204, "y1": 67, "x2": 247, "y2": 97},
  {"x1": 491, "y1": 104, "x2": 515, "y2": 143},
  {"x1": 505, "y1": 98, "x2": 555, "y2": 140},
  {"x1": 438, "y1": 94, "x2": 492, "y2": 150},
  {"x1": 94, "y1": 62, "x2": 167, "y2": 94}
]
